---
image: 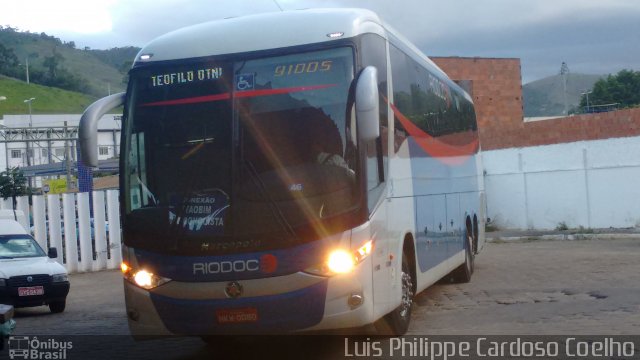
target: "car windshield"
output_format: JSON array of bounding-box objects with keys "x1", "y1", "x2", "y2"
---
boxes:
[{"x1": 0, "y1": 235, "x2": 47, "y2": 259}]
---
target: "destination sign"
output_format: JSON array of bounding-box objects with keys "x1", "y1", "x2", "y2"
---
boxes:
[{"x1": 150, "y1": 67, "x2": 224, "y2": 87}]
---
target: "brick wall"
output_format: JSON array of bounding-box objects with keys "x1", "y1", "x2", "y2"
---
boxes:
[
  {"x1": 431, "y1": 57, "x2": 524, "y2": 148},
  {"x1": 432, "y1": 57, "x2": 640, "y2": 150},
  {"x1": 488, "y1": 108, "x2": 640, "y2": 150}
]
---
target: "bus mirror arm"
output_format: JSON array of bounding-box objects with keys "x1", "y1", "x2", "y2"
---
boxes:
[
  {"x1": 355, "y1": 66, "x2": 380, "y2": 142},
  {"x1": 79, "y1": 92, "x2": 126, "y2": 167}
]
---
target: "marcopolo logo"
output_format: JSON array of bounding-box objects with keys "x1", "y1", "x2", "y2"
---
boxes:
[
  {"x1": 8, "y1": 336, "x2": 72, "y2": 359},
  {"x1": 193, "y1": 254, "x2": 278, "y2": 275}
]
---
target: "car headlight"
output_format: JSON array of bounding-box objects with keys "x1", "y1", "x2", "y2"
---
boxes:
[
  {"x1": 304, "y1": 241, "x2": 373, "y2": 277},
  {"x1": 121, "y1": 262, "x2": 171, "y2": 290},
  {"x1": 0, "y1": 279, "x2": 6, "y2": 287},
  {"x1": 52, "y1": 274, "x2": 68, "y2": 283}
]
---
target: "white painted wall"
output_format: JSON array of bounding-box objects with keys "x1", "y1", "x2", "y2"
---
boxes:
[
  {"x1": 0, "y1": 190, "x2": 122, "y2": 273},
  {"x1": 483, "y1": 136, "x2": 640, "y2": 230}
]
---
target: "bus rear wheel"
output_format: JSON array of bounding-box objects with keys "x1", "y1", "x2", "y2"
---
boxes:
[
  {"x1": 452, "y1": 232, "x2": 474, "y2": 283},
  {"x1": 375, "y1": 252, "x2": 414, "y2": 335}
]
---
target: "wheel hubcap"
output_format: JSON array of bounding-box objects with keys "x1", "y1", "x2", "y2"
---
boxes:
[{"x1": 399, "y1": 271, "x2": 414, "y2": 318}]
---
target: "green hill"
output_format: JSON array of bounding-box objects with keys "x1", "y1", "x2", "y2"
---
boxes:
[
  {"x1": 523, "y1": 73, "x2": 603, "y2": 117},
  {"x1": 0, "y1": 27, "x2": 140, "y2": 97},
  {"x1": 0, "y1": 75, "x2": 97, "y2": 116}
]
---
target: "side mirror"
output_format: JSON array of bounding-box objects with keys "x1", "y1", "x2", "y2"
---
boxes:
[
  {"x1": 355, "y1": 66, "x2": 380, "y2": 142},
  {"x1": 48, "y1": 247, "x2": 58, "y2": 259},
  {"x1": 79, "y1": 92, "x2": 125, "y2": 167}
]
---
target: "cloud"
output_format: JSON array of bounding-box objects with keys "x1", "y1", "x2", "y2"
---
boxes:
[
  {"x1": 1, "y1": 0, "x2": 638, "y2": 81},
  {"x1": 412, "y1": 5, "x2": 640, "y2": 82}
]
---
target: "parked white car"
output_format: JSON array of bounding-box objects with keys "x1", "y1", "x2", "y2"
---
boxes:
[{"x1": 0, "y1": 219, "x2": 70, "y2": 313}]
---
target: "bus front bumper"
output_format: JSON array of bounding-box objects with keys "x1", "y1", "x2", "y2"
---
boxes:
[{"x1": 124, "y1": 257, "x2": 374, "y2": 337}]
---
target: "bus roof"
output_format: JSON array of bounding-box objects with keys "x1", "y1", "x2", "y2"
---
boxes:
[
  {"x1": 134, "y1": 8, "x2": 385, "y2": 64},
  {"x1": 131, "y1": 7, "x2": 470, "y2": 103}
]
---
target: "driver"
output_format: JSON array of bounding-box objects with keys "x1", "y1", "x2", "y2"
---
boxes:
[{"x1": 310, "y1": 139, "x2": 355, "y2": 178}]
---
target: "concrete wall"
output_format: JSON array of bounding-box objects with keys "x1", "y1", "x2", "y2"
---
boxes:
[
  {"x1": 483, "y1": 135, "x2": 640, "y2": 230},
  {"x1": 432, "y1": 58, "x2": 640, "y2": 230}
]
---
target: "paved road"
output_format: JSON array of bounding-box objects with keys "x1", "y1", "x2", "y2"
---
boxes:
[{"x1": 7, "y1": 237, "x2": 640, "y2": 359}]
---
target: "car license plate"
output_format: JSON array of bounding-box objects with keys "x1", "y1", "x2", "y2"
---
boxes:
[
  {"x1": 18, "y1": 286, "x2": 44, "y2": 296},
  {"x1": 216, "y1": 307, "x2": 258, "y2": 324}
]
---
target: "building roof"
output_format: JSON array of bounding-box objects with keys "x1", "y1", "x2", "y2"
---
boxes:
[{"x1": 1, "y1": 114, "x2": 121, "y2": 130}]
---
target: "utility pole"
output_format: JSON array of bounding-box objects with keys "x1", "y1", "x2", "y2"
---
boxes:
[
  {"x1": 0, "y1": 97, "x2": 6, "y2": 172},
  {"x1": 23, "y1": 98, "x2": 36, "y2": 189},
  {"x1": 25, "y1": 56, "x2": 30, "y2": 85},
  {"x1": 560, "y1": 62, "x2": 569, "y2": 116},
  {"x1": 64, "y1": 121, "x2": 74, "y2": 191},
  {"x1": 581, "y1": 90, "x2": 593, "y2": 113}
]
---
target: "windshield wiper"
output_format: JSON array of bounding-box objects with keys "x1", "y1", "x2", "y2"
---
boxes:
[
  {"x1": 243, "y1": 159, "x2": 297, "y2": 239},
  {"x1": 136, "y1": 174, "x2": 158, "y2": 206},
  {"x1": 0, "y1": 256, "x2": 15, "y2": 259}
]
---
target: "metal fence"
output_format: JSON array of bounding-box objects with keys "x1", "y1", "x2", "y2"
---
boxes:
[{"x1": 0, "y1": 191, "x2": 122, "y2": 273}]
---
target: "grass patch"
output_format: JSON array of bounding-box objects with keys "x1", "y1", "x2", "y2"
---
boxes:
[{"x1": 0, "y1": 76, "x2": 97, "y2": 115}]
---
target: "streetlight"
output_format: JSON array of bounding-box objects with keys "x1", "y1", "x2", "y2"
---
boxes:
[
  {"x1": 23, "y1": 97, "x2": 35, "y2": 127},
  {"x1": 581, "y1": 90, "x2": 593, "y2": 113}
]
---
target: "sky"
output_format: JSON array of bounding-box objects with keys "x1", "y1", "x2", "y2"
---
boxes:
[{"x1": 1, "y1": 0, "x2": 639, "y2": 83}]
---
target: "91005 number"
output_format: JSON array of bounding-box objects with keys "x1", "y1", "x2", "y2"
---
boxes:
[{"x1": 274, "y1": 61, "x2": 332, "y2": 77}]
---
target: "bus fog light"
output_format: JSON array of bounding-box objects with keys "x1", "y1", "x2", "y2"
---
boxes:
[
  {"x1": 348, "y1": 294, "x2": 364, "y2": 309},
  {"x1": 128, "y1": 309, "x2": 140, "y2": 321}
]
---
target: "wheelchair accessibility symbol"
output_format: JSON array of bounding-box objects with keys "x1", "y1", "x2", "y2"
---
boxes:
[{"x1": 235, "y1": 74, "x2": 254, "y2": 91}]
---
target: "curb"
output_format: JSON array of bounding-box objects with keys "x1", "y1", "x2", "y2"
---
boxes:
[{"x1": 487, "y1": 233, "x2": 640, "y2": 242}]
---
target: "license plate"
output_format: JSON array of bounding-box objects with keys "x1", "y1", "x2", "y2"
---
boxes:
[
  {"x1": 216, "y1": 307, "x2": 258, "y2": 324},
  {"x1": 18, "y1": 286, "x2": 44, "y2": 296}
]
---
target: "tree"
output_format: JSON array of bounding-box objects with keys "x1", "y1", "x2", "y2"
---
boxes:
[
  {"x1": 0, "y1": 167, "x2": 29, "y2": 209},
  {"x1": 579, "y1": 69, "x2": 640, "y2": 111},
  {"x1": 43, "y1": 50, "x2": 64, "y2": 79},
  {"x1": 0, "y1": 43, "x2": 19, "y2": 75}
]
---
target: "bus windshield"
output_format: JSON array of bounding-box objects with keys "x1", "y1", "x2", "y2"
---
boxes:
[{"x1": 124, "y1": 47, "x2": 357, "y2": 253}]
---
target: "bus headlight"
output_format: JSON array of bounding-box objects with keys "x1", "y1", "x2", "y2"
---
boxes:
[
  {"x1": 327, "y1": 250, "x2": 355, "y2": 274},
  {"x1": 121, "y1": 262, "x2": 171, "y2": 290},
  {"x1": 305, "y1": 241, "x2": 373, "y2": 277}
]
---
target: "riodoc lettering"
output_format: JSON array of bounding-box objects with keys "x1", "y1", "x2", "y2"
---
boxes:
[{"x1": 193, "y1": 260, "x2": 259, "y2": 275}]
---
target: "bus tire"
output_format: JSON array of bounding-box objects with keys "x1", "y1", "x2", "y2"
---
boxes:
[
  {"x1": 375, "y1": 252, "x2": 414, "y2": 335},
  {"x1": 452, "y1": 231, "x2": 474, "y2": 283}
]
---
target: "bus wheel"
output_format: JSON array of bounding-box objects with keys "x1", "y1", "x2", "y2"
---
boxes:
[
  {"x1": 452, "y1": 232, "x2": 474, "y2": 283},
  {"x1": 375, "y1": 252, "x2": 414, "y2": 335}
]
